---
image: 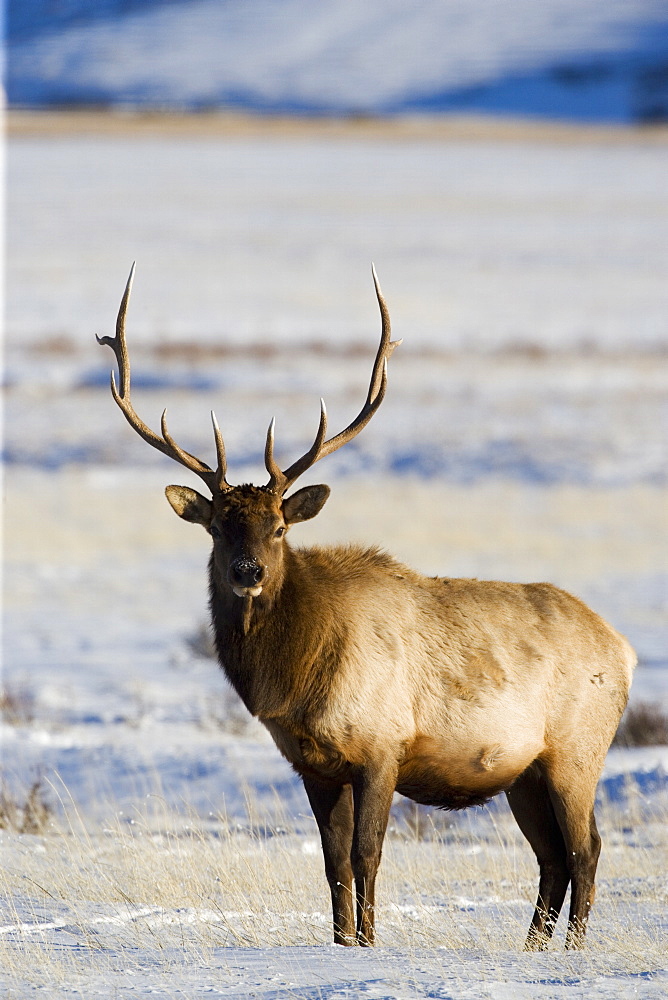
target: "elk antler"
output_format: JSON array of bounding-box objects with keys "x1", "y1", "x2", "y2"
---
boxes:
[
  {"x1": 264, "y1": 264, "x2": 401, "y2": 495},
  {"x1": 97, "y1": 263, "x2": 231, "y2": 494}
]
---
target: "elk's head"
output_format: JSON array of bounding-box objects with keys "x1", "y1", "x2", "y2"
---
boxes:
[
  {"x1": 163, "y1": 481, "x2": 331, "y2": 601},
  {"x1": 97, "y1": 264, "x2": 400, "y2": 606}
]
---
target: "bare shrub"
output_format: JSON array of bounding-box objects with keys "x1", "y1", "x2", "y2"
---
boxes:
[
  {"x1": 27, "y1": 334, "x2": 77, "y2": 355},
  {"x1": 202, "y1": 682, "x2": 260, "y2": 736},
  {"x1": 184, "y1": 622, "x2": 216, "y2": 660},
  {"x1": 613, "y1": 701, "x2": 668, "y2": 747},
  {"x1": 391, "y1": 799, "x2": 444, "y2": 841},
  {"x1": 1, "y1": 682, "x2": 35, "y2": 725},
  {"x1": 0, "y1": 778, "x2": 53, "y2": 834}
]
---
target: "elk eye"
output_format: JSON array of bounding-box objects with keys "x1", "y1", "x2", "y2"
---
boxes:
[
  {"x1": 210, "y1": 524, "x2": 222, "y2": 539},
  {"x1": 274, "y1": 526, "x2": 286, "y2": 538}
]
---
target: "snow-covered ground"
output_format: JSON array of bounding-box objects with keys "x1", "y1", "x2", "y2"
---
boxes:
[{"x1": 2, "y1": 113, "x2": 667, "y2": 997}]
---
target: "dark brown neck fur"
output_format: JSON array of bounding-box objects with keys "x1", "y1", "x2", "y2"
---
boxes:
[{"x1": 208, "y1": 543, "x2": 351, "y2": 721}]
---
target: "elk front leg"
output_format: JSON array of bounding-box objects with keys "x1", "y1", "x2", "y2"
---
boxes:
[
  {"x1": 351, "y1": 760, "x2": 398, "y2": 946},
  {"x1": 302, "y1": 776, "x2": 356, "y2": 945}
]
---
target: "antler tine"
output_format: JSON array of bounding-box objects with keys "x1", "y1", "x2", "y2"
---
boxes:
[
  {"x1": 159, "y1": 408, "x2": 227, "y2": 492},
  {"x1": 272, "y1": 399, "x2": 328, "y2": 493},
  {"x1": 368, "y1": 262, "x2": 396, "y2": 401},
  {"x1": 264, "y1": 417, "x2": 285, "y2": 494},
  {"x1": 210, "y1": 410, "x2": 230, "y2": 492},
  {"x1": 96, "y1": 261, "x2": 136, "y2": 398},
  {"x1": 264, "y1": 266, "x2": 399, "y2": 496},
  {"x1": 316, "y1": 263, "x2": 401, "y2": 461},
  {"x1": 97, "y1": 263, "x2": 230, "y2": 494}
]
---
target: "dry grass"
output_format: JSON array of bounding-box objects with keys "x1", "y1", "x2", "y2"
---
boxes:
[{"x1": 0, "y1": 778, "x2": 665, "y2": 993}]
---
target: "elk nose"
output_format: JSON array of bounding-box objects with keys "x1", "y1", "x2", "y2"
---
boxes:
[{"x1": 229, "y1": 557, "x2": 265, "y2": 591}]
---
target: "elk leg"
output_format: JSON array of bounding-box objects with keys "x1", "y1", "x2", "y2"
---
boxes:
[
  {"x1": 302, "y1": 776, "x2": 356, "y2": 945},
  {"x1": 562, "y1": 810, "x2": 601, "y2": 949},
  {"x1": 351, "y1": 761, "x2": 397, "y2": 946},
  {"x1": 543, "y1": 763, "x2": 602, "y2": 949},
  {"x1": 506, "y1": 763, "x2": 570, "y2": 949}
]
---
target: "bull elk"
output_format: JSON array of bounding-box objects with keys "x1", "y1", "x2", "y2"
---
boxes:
[{"x1": 98, "y1": 263, "x2": 635, "y2": 950}]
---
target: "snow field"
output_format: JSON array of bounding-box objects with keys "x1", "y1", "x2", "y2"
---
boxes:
[{"x1": 3, "y1": 114, "x2": 668, "y2": 997}]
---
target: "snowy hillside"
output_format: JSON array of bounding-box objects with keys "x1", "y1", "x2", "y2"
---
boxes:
[{"x1": 8, "y1": 0, "x2": 668, "y2": 121}]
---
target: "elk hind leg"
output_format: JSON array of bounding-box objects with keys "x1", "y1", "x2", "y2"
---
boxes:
[
  {"x1": 506, "y1": 762, "x2": 570, "y2": 950},
  {"x1": 543, "y1": 761, "x2": 602, "y2": 949},
  {"x1": 302, "y1": 776, "x2": 356, "y2": 945},
  {"x1": 563, "y1": 809, "x2": 601, "y2": 949}
]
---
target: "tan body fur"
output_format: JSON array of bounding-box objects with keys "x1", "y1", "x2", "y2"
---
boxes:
[
  {"x1": 196, "y1": 492, "x2": 635, "y2": 950},
  {"x1": 211, "y1": 538, "x2": 633, "y2": 811},
  {"x1": 253, "y1": 548, "x2": 631, "y2": 794}
]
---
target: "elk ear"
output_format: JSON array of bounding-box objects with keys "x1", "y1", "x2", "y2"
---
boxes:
[
  {"x1": 165, "y1": 485, "x2": 212, "y2": 525},
  {"x1": 282, "y1": 484, "x2": 330, "y2": 524}
]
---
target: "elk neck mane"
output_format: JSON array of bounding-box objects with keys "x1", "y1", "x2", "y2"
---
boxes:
[{"x1": 207, "y1": 540, "x2": 407, "y2": 715}]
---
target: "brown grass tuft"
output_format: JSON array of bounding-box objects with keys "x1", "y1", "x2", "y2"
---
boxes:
[
  {"x1": 0, "y1": 778, "x2": 53, "y2": 834},
  {"x1": 613, "y1": 701, "x2": 668, "y2": 747}
]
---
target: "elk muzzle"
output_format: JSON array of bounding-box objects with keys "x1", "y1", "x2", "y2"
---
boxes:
[{"x1": 228, "y1": 556, "x2": 266, "y2": 598}]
